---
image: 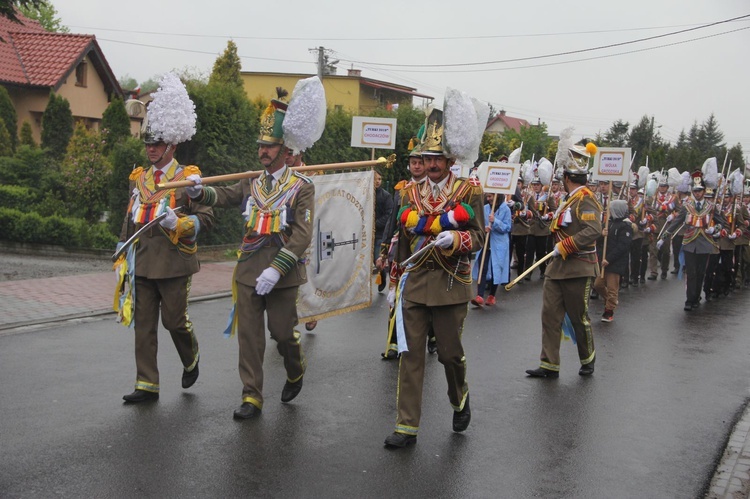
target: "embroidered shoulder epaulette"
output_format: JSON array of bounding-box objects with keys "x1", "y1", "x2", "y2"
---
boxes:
[
  {"x1": 291, "y1": 171, "x2": 313, "y2": 183},
  {"x1": 394, "y1": 179, "x2": 408, "y2": 191}
]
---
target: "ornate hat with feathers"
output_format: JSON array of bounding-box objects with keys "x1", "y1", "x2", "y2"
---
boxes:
[{"x1": 142, "y1": 72, "x2": 197, "y2": 145}]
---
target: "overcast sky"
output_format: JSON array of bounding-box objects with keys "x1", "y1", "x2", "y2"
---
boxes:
[{"x1": 54, "y1": 0, "x2": 750, "y2": 161}]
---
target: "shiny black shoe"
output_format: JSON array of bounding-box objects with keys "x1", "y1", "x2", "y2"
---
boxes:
[
  {"x1": 427, "y1": 340, "x2": 438, "y2": 355},
  {"x1": 579, "y1": 362, "x2": 595, "y2": 376},
  {"x1": 233, "y1": 402, "x2": 261, "y2": 419},
  {"x1": 384, "y1": 432, "x2": 417, "y2": 448},
  {"x1": 452, "y1": 394, "x2": 471, "y2": 432},
  {"x1": 661, "y1": 272, "x2": 667, "y2": 280},
  {"x1": 381, "y1": 350, "x2": 399, "y2": 360},
  {"x1": 281, "y1": 378, "x2": 303, "y2": 403},
  {"x1": 182, "y1": 361, "x2": 199, "y2": 389},
  {"x1": 639, "y1": 277, "x2": 646, "y2": 284},
  {"x1": 684, "y1": 302, "x2": 693, "y2": 311},
  {"x1": 525, "y1": 367, "x2": 559, "y2": 379},
  {"x1": 631, "y1": 279, "x2": 639, "y2": 288},
  {"x1": 123, "y1": 390, "x2": 159, "y2": 403},
  {"x1": 647, "y1": 274, "x2": 657, "y2": 281}
]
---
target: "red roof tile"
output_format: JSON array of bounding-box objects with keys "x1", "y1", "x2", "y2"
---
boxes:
[
  {"x1": 0, "y1": 11, "x2": 97, "y2": 88},
  {"x1": 486, "y1": 113, "x2": 531, "y2": 134}
]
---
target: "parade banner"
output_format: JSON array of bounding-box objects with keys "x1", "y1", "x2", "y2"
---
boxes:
[
  {"x1": 592, "y1": 147, "x2": 631, "y2": 182},
  {"x1": 450, "y1": 162, "x2": 473, "y2": 178},
  {"x1": 475, "y1": 161, "x2": 521, "y2": 195},
  {"x1": 298, "y1": 170, "x2": 374, "y2": 322},
  {"x1": 351, "y1": 117, "x2": 398, "y2": 149}
]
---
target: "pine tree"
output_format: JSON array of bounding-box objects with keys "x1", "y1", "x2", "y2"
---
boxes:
[
  {"x1": 19, "y1": 121, "x2": 35, "y2": 147},
  {"x1": 61, "y1": 122, "x2": 112, "y2": 222},
  {"x1": 0, "y1": 118, "x2": 12, "y2": 157},
  {"x1": 0, "y1": 85, "x2": 17, "y2": 151},
  {"x1": 208, "y1": 40, "x2": 243, "y2": 89},
  {"x1": 41, "y1": 93, "x2": 73, "y2": 159},
  {"x1": 101, "y1": 96, "x2": 131, "y2": 152}
]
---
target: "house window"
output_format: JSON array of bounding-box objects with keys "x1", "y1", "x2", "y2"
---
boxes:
[{"x1": 75, "y1": 62, "x2": 87, "y2": 87}]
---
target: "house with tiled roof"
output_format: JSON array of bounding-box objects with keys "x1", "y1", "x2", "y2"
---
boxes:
[
  {"x1": 0, "y1": 11, "x2": 123, "y2": 142},
  {"x1": 485, "y1": 110, "x2": 531, "y2": 135}
]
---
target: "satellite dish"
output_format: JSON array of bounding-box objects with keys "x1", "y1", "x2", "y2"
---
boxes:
[{"x1": 124, "y1": 99, "x2": 146, "y2": 117}]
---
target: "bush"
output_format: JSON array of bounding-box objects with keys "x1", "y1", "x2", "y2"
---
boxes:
[
  {"x1": 41, "y1": 93, "x2": 73, "y2": 159},
  {"x1": 0, "y1": 207, "x2": 117, "y2": 249},
  {"x1": 0, "y1": 184, "x2": 37, "y2": 211}
]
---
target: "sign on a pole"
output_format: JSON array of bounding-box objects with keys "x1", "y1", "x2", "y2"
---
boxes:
[
  {"x1": 475, "y1": 162, "x2": 521, "y2": 195},
  {"x1": 592, "y1": 147, "x2": 632, "y2": 182},
  {"x1": 351, "y1": 117, "x2": 397, "y2": 149},
  {"x1": 450, "y1": 162, "x2": 473, "y2": 178}
]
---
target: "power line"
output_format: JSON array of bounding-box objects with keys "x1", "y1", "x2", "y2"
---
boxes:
[
  {"x1": 70, "y1": 20, "x2": 746, "y2": 42},
  {"x1": 335, "y1": 14, "x2": 750, "y2": 68},
  {"x1": 348, "y1": 26, "x2": 750, "y2": 74}
]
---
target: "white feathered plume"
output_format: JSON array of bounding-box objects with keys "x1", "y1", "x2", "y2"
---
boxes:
[
  {"x1": 283, "y1": 76, "x2": 327, "y2": 154},
  {"x1": 508, "y1": 143, "x2": 523, "y2": 164},
  {"x1": 537, "y1": 157, "x2": 553, "y2": 186},
  {"x1": 676, "y1": 171, "x2": 691, "y2": 193},
  {"x1": 637, "y1": 166, "x2": 650, "y2": 189},
  {"x1": 702, "y1": 157, "x2": 718, "y2": 189},
  {"x1": 555, "y1": 127, "x2": 574, "y2": 170},
  {"x1": 444, "y1": 88, "x2": 486, "y2": 166},
  {"x1": 147, "y1": 72, "x2": 197, "y2": 145}
]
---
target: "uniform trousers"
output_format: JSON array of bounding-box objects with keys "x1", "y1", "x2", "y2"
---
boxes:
[
  {"x1": 237, "y1": 283, "x2": 305, "y2": 409},
  {"x1": 525, "y1": 235, "x2": 549, "y2": 277},
  {"x1": 648, "y1": 231, "x2": 670, "y2": 276},
  {"x1": 539, "y1": 276, "x2": 595, "y2": 371},
  {"x1": 395, "y1": 299, "x2": 468, "y2": 436},
  {"x1": 703, "y1": 253, "x2": 720, "y2": 296},
  {"x1": 134, "y1": 275, "x2": 199, "y2": 393},
  {"x1": 628, "y1": 238, "x2": 643, "y2": 283},
  {"x1": 512, "y1": 235, "x2": 527, "y2": 276},
  {"x1": 685, "y1": 251, "x2": 710, "y2": 305},
  {"x1": 735, "y1": 245, "x2": 750, "y2": 286}
]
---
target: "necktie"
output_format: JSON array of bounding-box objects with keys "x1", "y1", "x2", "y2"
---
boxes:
[
  {"x1": 264, "y1": 174, "x2": 273, "y2": 193},
  {"x1": 433, "y1": 185, "x2": 440, "y2": 198},
  {"x1": 154, "y1": 169, "x2": 162, "y2": 186},
  {"x1": 696, "y1": 202, "x2": 701, "y2": 211}
]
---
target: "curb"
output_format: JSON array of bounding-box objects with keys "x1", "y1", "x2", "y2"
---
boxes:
[{"x1": 0, "y1": 291, "x2": 232, "y2": 336}]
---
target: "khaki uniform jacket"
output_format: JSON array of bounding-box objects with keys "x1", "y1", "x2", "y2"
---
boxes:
[
  {"x1": 201, "y1": 169, "x2": 314, "y2": 289},
  {"x1": 664, "y1": 199, "x2": 726, "y2": 254},
  {"x1": 527, "y1": 191, "x2": 552, "y2": 237},
  {"x1": 546, "y1": 186, "x2": 602, "y2": 280},
  {"x1": 119, "y1": 164, "x2": 214, "y2": 280},
  {"x1": 396, "y1": 174, "x2": 485, "y2": 306}
]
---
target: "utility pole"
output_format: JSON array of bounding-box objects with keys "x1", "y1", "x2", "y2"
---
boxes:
[{"x1": 317, "y1": 46, "x2": 324, "y2": 80}]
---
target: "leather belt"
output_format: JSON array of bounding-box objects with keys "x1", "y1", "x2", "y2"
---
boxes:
[{"x1": 423, "y1": 259, "x2": 437, "y2": 271}]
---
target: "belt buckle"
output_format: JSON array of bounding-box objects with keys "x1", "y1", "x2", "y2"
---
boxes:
[{"x1": 424, "y1": 259, "x2": 436, "y2": 271}]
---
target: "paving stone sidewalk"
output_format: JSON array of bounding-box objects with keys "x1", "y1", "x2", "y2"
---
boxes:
[{"x1": 0, "y1": 261, "x2": 234, "y2": 331}]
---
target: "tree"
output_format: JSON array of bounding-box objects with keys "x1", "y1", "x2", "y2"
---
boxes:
[
  {"x1": 101, "y1": 96, "x2": 131, "y2": 151},
  {"x1": 118, "y1": 74, "x2": 138, "y2": 92},
  {"x1": 628, "y1": 115, "x2": 665, "y2": 170},
  {"x1": 18, "y1": 0, "x2": 68, "y2": 32},
  {"x1": 107, "y1": 136, "x2": 145, "y2": 235},
  {"x1": 0, "y1": 118, "x2": 12, "y2": 157},
  {"x1": 19, "y1": 120, "x2": 34, "y2": 147},
  {"x1": 602, "y1": 119, "x2": 630, "y2": 147},
  {"x1": 40, "y1": 92, "x2": 73, "y2": 159},
  {"x1": 209, "y1": 40, "x2": 243, "y2": 89},
  {"x1": 698, "y1": 113, "x2": 725, "y2": 160},
  {"x1": 368, "y1": 104, "x2": 426, "y2": 189},
  {"x1": 0, "y1": 85, "x2": 17, "y2": 151},
  {"x1": 61, "y1": 123, "x2": 112, "y2": 222},
  {"x1": 304, "y1": 106, "x2": 368, "y2": 167},
  {"x1": 0, "y1": 0, "x2": 44, "y2": 24}
]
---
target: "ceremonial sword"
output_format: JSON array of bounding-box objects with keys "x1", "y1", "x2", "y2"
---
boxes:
[
  {"x1": 398, "y1": 241, "x2": 437, "y2": 268},
  {"x1": 111, "y1": 206, "x2": 184, "y2": 262}
]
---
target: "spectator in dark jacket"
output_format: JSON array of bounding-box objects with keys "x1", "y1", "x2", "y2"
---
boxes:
[
  {"x1": 593, "y1": 199, "x2": 632, "y2": 322},
  {"x1": 374, "y1": 170, "x2": 394, "y2": 271}
]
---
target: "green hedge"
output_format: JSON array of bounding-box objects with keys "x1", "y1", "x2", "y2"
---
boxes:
[
  {"x1": 0, "y1": 207, "x2": 117, "y2": 249},
  {"x1": 0, "y1": 184, "x2": 37, "y2": 211}
]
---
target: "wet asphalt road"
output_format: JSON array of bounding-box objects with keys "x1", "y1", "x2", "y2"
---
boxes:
[{"x1": 1, "y1": 276, "x2": 749, "y2": 498}]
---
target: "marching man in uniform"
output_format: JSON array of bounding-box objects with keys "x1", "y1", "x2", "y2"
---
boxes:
[
  {"x1": 526, "y1": 134, "x2": 601, "y2": 379},
  {"x1": 115, "y1": 73, "x2": 214, "y2": 403},
  {"x1": 185, "y1": 80, "x2": 325, "y2": 419},
  {"x1": 384, "y1": 104, "x2": 485, "y2": 448}
]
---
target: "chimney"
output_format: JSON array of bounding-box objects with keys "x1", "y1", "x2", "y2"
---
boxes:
[
  {"x1": 499, "y1": 109, "x2": 506, "y2": 116},
  {"x1": 348, "y1": 68, "x2": 362, "y2": 77}
]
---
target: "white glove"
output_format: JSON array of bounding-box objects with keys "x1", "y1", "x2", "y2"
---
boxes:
[
  {"x1": 643, "y1": 227, "x2": 651, "y2": 234},
  {"x1": 387, "y1": 288, "x2": 396, "y2": 308},
  {"x1": 185, "y1": 174, "x2": 203, "y2": 199},
  {"x1": 656, "y1": 239, "x2": 664, "y2": 250},
  {"x1": 706, "y1": 226, "x2": 715, "y2": 235},
  {"x1": 159, "y1": 207, "x2": 178, "y2": 231},
  {"x1": 434, "y1": 231, "x2": 454, "y2": 249},
  {"x1": 255, "y1": 267, "x2": 281, "y2": 295},
  {"x1": 729, "y1": 232, "x2": 738, "y2": 240},
  {"x1": 639, "y1": 218, "x2": 648, "y2": 226},
  {"x1": 666, "y1": 214, "x2": 674, "y2": 223},
  {"x1": 551, "y1": 245, "x2": 561, "y2": 258}
]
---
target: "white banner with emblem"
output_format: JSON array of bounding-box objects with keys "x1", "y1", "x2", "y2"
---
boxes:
[{"x1": 298, "y1": 170, "x2": 374, "y2": 322}]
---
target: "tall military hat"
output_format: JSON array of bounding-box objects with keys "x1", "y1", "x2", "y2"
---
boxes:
[
  {"x1": 421, "y1": 108, "x2": 445, "y2": 156},
  {"x1": 408, "y1": 124, "x2": 425, "y2": 157},
  {"x1": 258, "y1": 87, "x2": 289, "y2": 145},
  {"x1": 691, "y1": 170, "x2": 706, "y2": 191},
  {"x1": 142, "y1": 72, "x2": 197, "y2": 145},
  {"x1": 554, "y1": 126, "x2": 596, "y2": 175}
]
